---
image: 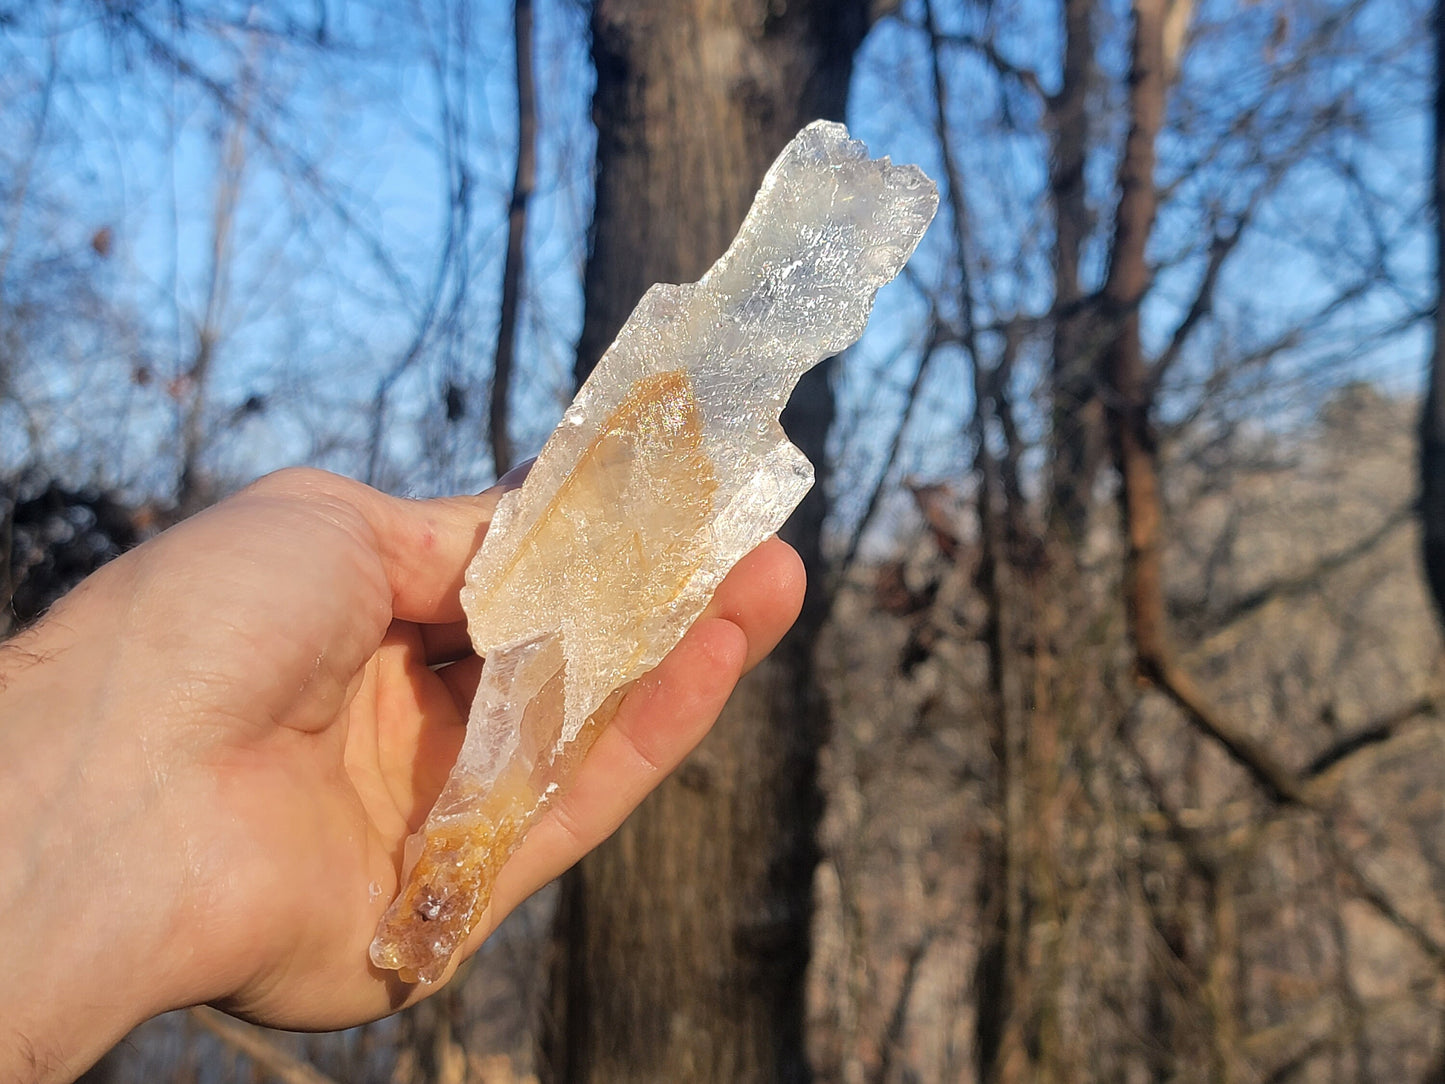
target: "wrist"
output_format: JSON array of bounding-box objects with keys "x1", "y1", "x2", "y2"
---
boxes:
[{"x1": 0, "y1": 588, "x2": 196, "y2": 1081}]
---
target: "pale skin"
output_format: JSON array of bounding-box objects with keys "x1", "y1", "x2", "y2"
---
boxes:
[{"x1": 0, "y1": 467, "x2": 804, "y2": 1084}]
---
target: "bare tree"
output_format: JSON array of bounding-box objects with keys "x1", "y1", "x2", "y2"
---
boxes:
[{"x1": 810, "y1": 0, "x2": 1439, "y2": 1080}]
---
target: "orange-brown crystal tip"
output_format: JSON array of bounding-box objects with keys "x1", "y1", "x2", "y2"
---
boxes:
[
  {"x1": 368, "y1": 835, "x2": 484, "y2": 984},
  {"x1": 371, "y1": 787, "x2": 533, "y2": 984}
]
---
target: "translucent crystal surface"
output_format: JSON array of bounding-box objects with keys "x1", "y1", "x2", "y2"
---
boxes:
[{"x1": 369, "y1": 120, "x2": 938, "y2": 983}]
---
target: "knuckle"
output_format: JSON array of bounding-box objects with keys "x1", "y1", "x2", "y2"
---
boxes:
[{"x1": 246, "y1": 466, "x2": 352, "y2": 501}]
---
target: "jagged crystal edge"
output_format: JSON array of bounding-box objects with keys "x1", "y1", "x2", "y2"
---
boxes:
[
  {"x1": 374, "y1": 120, "x2": 938, "y2": 979},
  {"x1": 458, "y1": 118, "x2": 937, "y2": 793}
]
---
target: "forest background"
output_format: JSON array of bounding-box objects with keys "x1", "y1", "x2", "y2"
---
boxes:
[{"x1": 3, "y1": 0, "x2": 1445, "y2": 1081}]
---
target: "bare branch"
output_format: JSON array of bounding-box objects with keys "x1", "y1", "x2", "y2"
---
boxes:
[
  {"x1": 364, "y1": 10, "x2": 477, "y2": 486},
  {"x1": 1198, "y1": 504, "x2": 1412, "y2": 637},
  {"x1": 873, "y1": 930, "x2": 936, "y2": 1084},
  {"x1": 832, "y1": 321, "x2": 943, "y2": 585},
  {"x1": 108, "y1": 9, "x2": 419, "y2": 306},
  {"x1": 1149, "y1": 224, "x2": 1243, "y2": 391},
  {"x1": 1304, "y1": 693, "x2": 1440, "y2": 780},
  {"x1": 176, "y1": 38, "x2": 253, "y2": 514},
  {"x1": 189, "y1": 1008, "x2": 340, "y2": 1084},
  {"x1": 1145, "y1": 656, "x2": 1310, "y2": 806},
  {"x1": 0, "y1": 38, "x2": 56, "y2": 299},
  {"x1": 489, "y1": 0, "x2": 537, "y2": 477},
  {"x1": 934, "y1": 32, "x2": 1045, "y2": 100},
  {"x1": 1327, "y1": 839, "x2": 1445, "y2": 967},
  {"x1": 1161, "y1": 0, "x2": 1195, "y2": 79},
  {"x1": 1045, "y1": 0, "x2": 1100, "y2": 540},
  {"x1": 1149, "y1": 97, "x2": 1343, "y2": 397}
]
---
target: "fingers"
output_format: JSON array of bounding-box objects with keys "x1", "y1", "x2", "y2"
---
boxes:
[
  {"x1": 701, "y1": 536, "x2": 805, "y2": 673},
  {"x1": 476, "y1": 615, "x2": 749, "y2": 934},
  {"x1": 351, "y1": 462, "x2": 532, "y2": 624},
  {"x1": 368, "y1": 624, "x2": 468, "y2": 831},
  {"x1": 399, "y1": 540, "x2": 801, "y2": 963},
  {"x1": 241, "y1": 467, "x2": 530, "y2": 626},
  {"x1": 357, "y1": 492, "x2": 507, "y2": 625},
  {"x1": 420, "y1": 535, "x2": 801, "y2": 672},
  {"x1": 423, "y1": 537, "x2": 803, "y2": 718},
  {"x1": 471, "y1": 540, "x2": 800, "y2": 925},
  {"x1": 366, "y1": 532, "x2": 803, "y2": 985},
  {"x1": 240, "y1": 464, "x2": 796, "y2": 663}
]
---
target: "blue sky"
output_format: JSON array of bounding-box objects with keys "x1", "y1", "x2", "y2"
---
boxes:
[{"x1": 0, "y1": 0, "x2": 1431, "y2": 554}]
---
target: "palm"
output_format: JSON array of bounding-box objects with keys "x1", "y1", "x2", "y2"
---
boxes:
[
  {"x1": 202, "y1": 624, "x2": 475, "y2": 1027},
  {"x1": 127, "y1": 470, "x2": 803, "y2": 1029}
]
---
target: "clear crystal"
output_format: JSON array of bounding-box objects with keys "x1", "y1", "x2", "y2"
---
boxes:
[{"x1": 369, "y1": 120, "x2": 938, "y2": 983}]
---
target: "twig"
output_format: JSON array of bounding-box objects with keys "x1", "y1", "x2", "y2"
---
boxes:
[
  {"x1": 189, "y1": 1007, "x2": 340, "y2": 1084},
  {"x1": 1305, "y1": 693, "x2": 1441, "y2": 780},
  {"x1": 830, "y1": 319, "x2": 942, "y2": 587},
  {"x1": 1200, "y1": 504, "x2": 1412, "y2": 638},
  {"x1": 873, "y1": 931, "x2": 936, "y2": 1084}
]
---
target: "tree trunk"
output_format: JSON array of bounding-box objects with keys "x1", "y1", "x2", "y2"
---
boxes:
[
  {"x1": 1423, "y1": 0, "x2": 1445, "y2": 623},
  {"x1": 544, "y1": 2, "x2": 871, "y2": 1081},
  {"x1": 1098, "y1": 0, "x2": 1308, "y2": 807},
  {"x1": 1047, "y1": 0, "x2": 1102, "y2": 547},
  {"x1": 1101, "y1": 0, "x2": 1168, "y2": 674}
]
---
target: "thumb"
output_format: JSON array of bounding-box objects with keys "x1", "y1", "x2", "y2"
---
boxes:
[
  {"x1": 244, "y1": 466, "x2": 531, "y2": 626},
  {"x1": 356, "y1": 464, "x2": 533, "y2": 625}
]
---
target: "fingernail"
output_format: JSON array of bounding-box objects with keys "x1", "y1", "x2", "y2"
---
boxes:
[{"x1": 493, "y1": 458, "x2": 535, "y2": 494}]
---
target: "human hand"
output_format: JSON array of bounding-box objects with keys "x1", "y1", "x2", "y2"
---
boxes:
[{"x1": 0, "y1": 468, "x2": 803, "y2": 1082}]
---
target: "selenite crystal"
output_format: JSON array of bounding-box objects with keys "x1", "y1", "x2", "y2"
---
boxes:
[{"x1": 369, "y1": 120, "x2": 938, "y2": 983}]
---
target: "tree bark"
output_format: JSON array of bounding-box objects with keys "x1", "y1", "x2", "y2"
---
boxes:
[
  {"x1": 1102, "y1": 0, "x2": 1169, "y2": 683},
  {"x1": 544, "y1": 3, "x2": 871, "y2": 1081},
  {"x1": 1046, "y1": 0, "x2": 1102, "y2": 546},
  {"x1": 1099, "y1": 0, "x2": 1312, "y2": 808},
  {"x1": 1423, "y1": 0, "x2": 1445, "y2": 624}
]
